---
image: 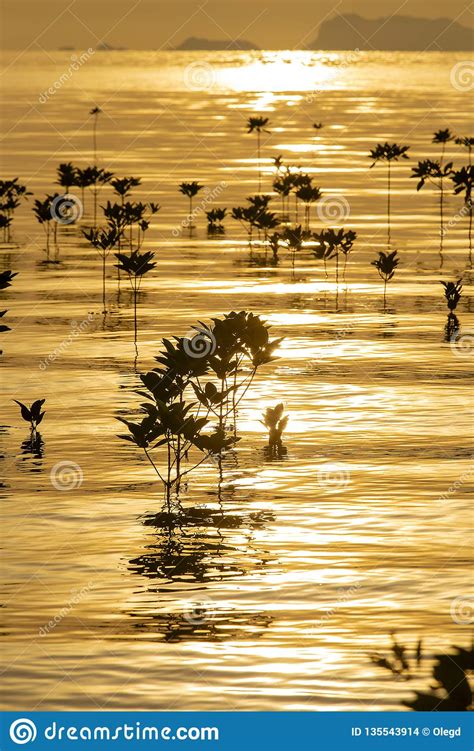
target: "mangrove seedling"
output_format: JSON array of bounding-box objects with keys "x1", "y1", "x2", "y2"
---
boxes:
[
  {"x1": 247, "y1": 116, "x2": 270, "y2": 192},
  {"x1": 369, "y1": 143, "x2": 410, "y2": 248},
  {"x1": 296, "y1": 183, "x2": 322, "y2": 231},
  {"x1": 455, "y1": 136, "x2": 474, "y2": 165},
  {"x1": 206, "y1": 208, "x2": 227, "y2": 234},
  {"x1": 273, "y1": 171, "x2": 293, "y2": 220},
  {"x1": 83, "y1": 226, "x2": 118, "y2": 312},
  {"x1": 0, "y1": 270, "x2": 18, "y2": 351},
  {"x1": 260, "y1": 403, "x2": 288, "y2": 453},
  {"x1": 90, "y1": 105, "x2": 102, "y2": 163},
  {"x1": 440, "y1": 279, "x2": 462, "y2": 312},
  {"x1": 371, "y1": 249, "x2": 399, "y2": 307},
  {"x1": 33, "y1": 194, "x2": 60, "y2": 259},
  {"x1": 268, "y1": 232, "x2": 281, "y2": 263},
  {"x1": 313, "y1": 228, "x2": 357, "y2": 288},
  {"x1": 14, "y1": 398, "x2": 45, "y2": 435},
  {"x1": 280, "y1": 225, "x2": 305, "y2": 273},
  {"x1": 115, "y1": 249, "x2": 156, "y2": 346},
  {"x1": 56, "y1": 162, "x2": 78, "y2": 194},
  {"x1": 433, "y1": 128, "x2": 454, "y2": 163},
  {"x1": 451, "y1": 165, "x2": 473, "y2": 259},
  {"x1": 0, "y1": 178, "x2": 32, "y2": 242},
  {"x1": 88, "y1": 166, "x2": 114, "y2": 227},
  {"x1": 179, "y1": 182, "x2": 204, "y2": 234},
  {"x1": 411, "y1": 159, "x2": 453, "y2": 258}
]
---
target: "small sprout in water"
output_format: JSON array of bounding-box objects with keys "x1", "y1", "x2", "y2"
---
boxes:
[
  {"x1": 371, "y1": 249, "x2": 399, "y2": 307},
  {"x1": 115, "y1": 249, "x2": 156, "y2": 347},
  {"x1": 440, "y1": 279, "x2": 462, "y2": 312},
  {"x1": 260, "y1": 403, "x2": 288, "y2": 451},
  {"x1": 14, "y1": 399, "x2": 45, "y2": 433},
  {"x1": 369, "y1": 142, "x2": 410, "y2": 248},
  {"x1": 313, "y1": 122, "x2": 323, "y2": 130},
  {"x1": 247, "y1": 116, "x2": 270, "y2": 192},
  {"x1": 179, "y1": 182, "x2": 204, "y2": 234},
  {"x1": 206, "y1": 208, "x2": 226, "y2": 234}
]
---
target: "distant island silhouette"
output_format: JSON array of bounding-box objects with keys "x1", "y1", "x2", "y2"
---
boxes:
[
  {"x1": 310, "y1": 14, "x2": 473, "y2": 51},
  {"x1": 175, "y1": 37, "x2": 259, "y2": 51}
]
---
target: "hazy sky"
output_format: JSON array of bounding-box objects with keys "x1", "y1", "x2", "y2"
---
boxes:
[{"x1": 1, "y1": 0, "x2": 473, "y2": 49}]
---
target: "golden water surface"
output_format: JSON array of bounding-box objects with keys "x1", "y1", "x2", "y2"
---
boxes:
[{"x1": 0, "y1": 50, "x2": 473, "y2": 710}]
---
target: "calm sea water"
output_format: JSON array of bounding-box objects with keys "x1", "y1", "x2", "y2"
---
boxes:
[{"x1": 0, "y1": 50, "x2": 472, "y2": 711}]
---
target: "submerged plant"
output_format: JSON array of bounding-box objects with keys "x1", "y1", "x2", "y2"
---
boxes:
[
  {"x1": 115, "y1": 249, "x2": 156, "y2": 346},
  {"x1": 411, "y1": 159, "x2": 453, "y2": 259},
  {"x1": 83, "y1": 226, "x2": 118, "y2": 311},
  {"x1": 14, "y1": 398, "x2": 45, "y2": 435},
  {"x1": 0, "y1": 178, "x2": 32, "y2": 242},
  {"x1": 247, "y1": 116, "x2": 270, "y2": 192},
  {"x1": 179, "y1": 182, "x2": 204, "y2": 234},
  {"x1": 33, "y1": 194, "x2": 60, "y2": 259},
  {"x1": 0, "y1": 270, "x2": 18, "y2": 352},
  {"x1": 371, "y1": 249, "x2": 399, "y2": 307},
  {"x1": 260, "y1": 403, "x2": 288, "y2": 452},
  {"x1": 206, "y1": 208, "x2": 226, "y2": 234},
  {"x1": 90, "y1": 105, "x2": 102, "y2": 163},
  {"x1": 440, "y1": 279, "x2": 462, "y2": 312},
  {"x1": 313, "y1": 228, "x2": 357, "y2": 288},
  {"x1": 118, "y1": 311, "x2": 282, "y2": 509},
  {"x1": 369, "y1": 143, "x2": 410, "y2": 248},
  {"x1": 451, "y1": 165, "x2": 473, "y2": 259}
]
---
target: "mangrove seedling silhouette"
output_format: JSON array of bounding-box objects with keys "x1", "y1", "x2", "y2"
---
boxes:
[
  {"x1": 88, "y1": 166, "x2": 114, "y2": 227},
  {"x1": 56, "y1": 162, "x2": 78, "y2": 195},
  {"x1": 247, "y1": 116, "x2": 270, "y2": 192},
  {"x1": 232, "y1": 195, "x2": 276, "y2": 246},
  {"x1": 369, "y1": 143, "x2": 410, "y2": 248},
  {"x1": 33, "y1": 194, "x2": 60, "y2": 259},
  {"x1": 371, "y1": 636, "x2": 473, "y2": 711},
  {"x1": 179, "y1": 182, "x2": 204, "y2": 234},
  {"x1": 115, "y1": 249, "x2": 156, "y2": 346},
  {"x1": 295, "y1": 183, "x2": 322, "y2": 231},
  {"x1": 411, "y1": 158, "x2": 453, "y2": 259},
  {"x1": 260, "y1": 403, "x2": 288, "y2": 454},
  {"x1": 0, "y1": 270, "x2": 18, "y2": 353},
  {"x1": 14, "y1": 399, "x2": 45, "y2": 436},
  {"x1": 206, "y1": 208, "x2": 226, "y2": 234},
  {"x1": 313, "y1": 228, "x2": 357, "y2": 289},
  {"x1": 118, "y1": 312, "x2": 282, "y2": 510},
  {"x1": 440, "y1": 279, "x2": 462, "y2": 312},
  {"x1": 83, "y1": 227, "x2": 118, "y2": 312},
  {"x1": 0, "y1": 178, "x2": 31, "y2": 242},
  {"x1": 89, "y1": 105, "x2": 102, "y2": 164},
  {"x1": 280, "y1": 225, "x2": 304, "y2": 273},
  {"x1": 371, "y1": 249, "x2": 399, "y2": 307},
  {"x1": 273, "y1": 171, "x2": 293, "y2": 220},
  {"x1": 455, "y1": 136, "x2": 474, "y2": 166},
  {"x1": 451, "y1": 165, "x2": 473, "y2": 260},
  {"x1": 432, "y1": 128, "x2": 454, "y2": 163},
  {"x1": 313, "y1": 122, "x2": 324, "y2": 130}
]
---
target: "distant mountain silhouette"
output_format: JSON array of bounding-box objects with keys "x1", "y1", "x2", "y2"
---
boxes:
[
  {"x1": 175, "y1": 37, "x2": 259, "y2": 51},
  {"x1": 310, "y1": 14, "x2": 473, "y2": 51}
]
